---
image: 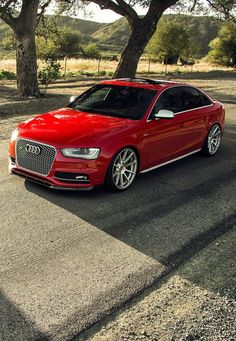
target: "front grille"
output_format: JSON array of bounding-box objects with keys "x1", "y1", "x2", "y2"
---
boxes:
[{"x1": 16, "y1": 139, "x2": 56, "y2": 176}]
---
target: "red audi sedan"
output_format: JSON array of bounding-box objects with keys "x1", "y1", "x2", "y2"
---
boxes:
[{"x1": 9, "y1": 78, "x2": 225, "y2": 191}]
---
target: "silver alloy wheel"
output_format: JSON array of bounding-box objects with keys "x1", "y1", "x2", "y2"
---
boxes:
[
  {"x1": 112, "y1": 148, "x2": 138, "y2": 190},
  {"x1": 207, "y1": 124, "x2": 221, "y2": 155}
]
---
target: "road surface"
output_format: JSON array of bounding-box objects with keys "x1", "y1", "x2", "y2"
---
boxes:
[{"x1": 0, "y1": 104, "x2": 235, "y2": 340}]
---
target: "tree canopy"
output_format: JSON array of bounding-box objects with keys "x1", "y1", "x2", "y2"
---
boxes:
[
  {"x1": 147, "y1": 19, "x2": 191, "y2": 64},
  {"x1": 208, "y1": 21, "x2": 236, "y2": 66}
]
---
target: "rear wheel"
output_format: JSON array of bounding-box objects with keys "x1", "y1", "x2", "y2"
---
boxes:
[
  {"x1": 202, "y1": 124, "x2": 221, "y2": 156},
  {"x1": 105, "y1": 148, "x2": 138, "y2": 191}
]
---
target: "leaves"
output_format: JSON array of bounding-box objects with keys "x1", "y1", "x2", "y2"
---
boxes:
[{"x1": 208, "y1": 21, "x2": 236, "y2": 66}]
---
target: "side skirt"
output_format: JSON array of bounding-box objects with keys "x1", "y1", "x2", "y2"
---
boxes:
[{"x1": 140, "y1": 149, "x2": 201, "y2": 174}]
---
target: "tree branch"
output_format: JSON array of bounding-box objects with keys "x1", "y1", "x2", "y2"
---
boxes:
[
  {"x1": 145, "y1": 0, "x2": 179, "y2": 21},
  {"x1": 89, "y1": 0, "x2": 136, "y2": 23},
  {"x1": 190, "y1": 0, "x2": 198, "y2": 12},
  {"x1": 37, "y1": 0, "x2": 52, "y2": 26},
  {"x1": 114, "y1": 0, "x2": 138, "y2": 20},
  {"x1": 0, "y1": 0, "x2": 17, "y2": 28}
]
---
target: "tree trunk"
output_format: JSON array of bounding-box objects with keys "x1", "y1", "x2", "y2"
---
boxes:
[
  {"x1": 16, "y1": 31, "x2": 39, "y2": 97},
  {"x1": 114, "y1": 17, "x2": 161, "y2": 79}
]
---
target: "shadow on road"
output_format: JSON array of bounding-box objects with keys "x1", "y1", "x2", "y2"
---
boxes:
[
  {"x1": 2, "y1": 123, "x2": 235, "y2": 340},
  {"x1": 0, "y1": 289, "x2": 48, "y2": 341},
  {"x1": 24, "y1": 123, "x2": 236, "y2": 295},
  {"x1": 26, "y1": 130, "x2": 236, "y2": 236}
]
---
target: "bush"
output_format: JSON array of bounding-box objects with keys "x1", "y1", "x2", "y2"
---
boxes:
[
  {"x1": 208, "y1": 22, "x2": 236, "y2": 66},
  {"x1": 81, "y1": 44, "x2": 102, "y2": 59},
  {"x1": 0, "y1": 70, "x2": 16, "y2": 80},
  {"x1": 38, "y1": 58, "x2": 61, "y2": 94}
]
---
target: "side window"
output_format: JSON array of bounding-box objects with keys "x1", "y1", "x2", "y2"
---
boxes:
[
  {"x1": 201, "y1": 93, "x2": 212, "y2": 106},
  {"x1": 151, "y1": 87, "x2": 181, "y2": 118},
  {"x1": 180, "y1": 87, "x2": 211, "y2": 111}
]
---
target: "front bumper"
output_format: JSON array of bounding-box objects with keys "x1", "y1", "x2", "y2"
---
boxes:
[{"x1": 8, "y1": 147, "x2": 107, "y2": 190}]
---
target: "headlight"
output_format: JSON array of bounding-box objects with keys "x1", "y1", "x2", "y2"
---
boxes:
[
  {"x1": 61, "y1": 148, "x2": 100, "y2": 159},
  {"x1": 10, "y1": 128, "x2": 19, "y2": 142}
]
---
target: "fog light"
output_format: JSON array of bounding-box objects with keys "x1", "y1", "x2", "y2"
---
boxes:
[
  {"x1": 75, "y1": 175, "x2": 88, "y2": 180},
  {"x1": 54, "y1": 172, "x2": 90, "y2": 184}
]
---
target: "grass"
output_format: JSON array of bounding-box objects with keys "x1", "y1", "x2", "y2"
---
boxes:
[{"x1": 1, "y1": 57, "x2": 235, "y2": 76}]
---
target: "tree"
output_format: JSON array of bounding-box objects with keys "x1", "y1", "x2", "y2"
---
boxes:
[
  {"x1": 0, "y1": 0, "x2": 80, "y2": 97},
  {"x1": 1, "y1": 29, "x2": 15, "y2": 51},
  {"x1": 203, "y1": 0, "x2": 236, "y2": 20},
  {"x1": 85, "y1": 0, "x2": 180, "y2": 78},
  {"x1": 82, "y1": 0, "x2": 230, "y2": 77},
  {"x1": 180, "y1": 0, "x2": 236, "y2": 20},
  {"x1": 147, "y1": 19, "x2": 192, "y2": 64},
  {"x1": 0, "y1": 0, "x2": 42, "y2": 97},
  {"x1": 208, "y1": 21, "x2": 236, "y2": 66},
  {"x1": 81, "y1": 43, "x2": 101, "y2": 59},
  {"x1": 56, "y1": 27, "x2": 82, "y2": 56}
]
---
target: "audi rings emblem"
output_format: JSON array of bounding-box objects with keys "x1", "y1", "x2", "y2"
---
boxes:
[{"x1": 26, "y1": 144, "x2": 42, "y2": 155}]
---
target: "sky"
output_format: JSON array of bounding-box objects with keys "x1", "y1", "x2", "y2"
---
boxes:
[
  {"x1": 47, "y1": 1, "x2": 210, "y2": 24},
  {"x1": 71, "y1": 3, "x2": 147, "y2": 23}
]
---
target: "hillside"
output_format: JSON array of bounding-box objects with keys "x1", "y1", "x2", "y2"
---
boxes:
[
  {"x1": 0, "y1": 14, "x2": 222, "y2": 58},
  {"x1": 55, "y1": 16, "x2": 104, "y2": 35},
  {"x1": 92, "y1": 17, "x2": 130, "y2": 51},
  {"x1": 0, "y1": 19, "x2": 10, "y2": 40},
  {"x1": 0, "y1": 16, "x2": 104, "y2": 44},
  {"x1": 92, "y1": 14, "x2": 222, "y2": 57}
]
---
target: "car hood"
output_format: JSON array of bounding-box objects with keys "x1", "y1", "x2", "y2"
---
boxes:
[{"x1": 18, "y1": 108, "x2": 135, "y2": 147}]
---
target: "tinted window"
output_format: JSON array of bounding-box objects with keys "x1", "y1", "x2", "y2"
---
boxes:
[
  {"x1": 201, "y1": 92, "x2": 212, "y2": 106},
  {"x1": 69, "y1": 85, "x2": 156, "y2": 120},
  {"x1": 180, "y1": 87, "x2": 212, "y2": 111},
  {"x1": 151, "y1": 87, "x2": 181, "y2": 117}
]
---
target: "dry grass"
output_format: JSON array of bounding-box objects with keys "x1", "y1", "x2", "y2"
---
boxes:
[
  {"x1": 0, "y1": 59, "x2": 16, "y2": 73},
  {"x1": 1, "y1": 58, "x2": 235, "y2": 75}
]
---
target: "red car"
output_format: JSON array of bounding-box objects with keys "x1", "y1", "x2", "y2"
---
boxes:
[{"x1": 9, "y1": 78, "x2": 225, "y2": 191}]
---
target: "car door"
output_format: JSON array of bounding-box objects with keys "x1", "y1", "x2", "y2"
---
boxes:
[
  {"x1": 141, "y1": 87, "x2": 186, "y2": 168},
  {"x1": 176, "y1": 86, "x2": 212, "y2": 151}
]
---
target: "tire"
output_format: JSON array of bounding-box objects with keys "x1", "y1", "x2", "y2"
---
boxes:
[
  {"x1": 202, "y1": 124, "x2": 222, "y2": 156},
  {"x1": 105, "y1": 148, "x2": 138, "y2": 191}
]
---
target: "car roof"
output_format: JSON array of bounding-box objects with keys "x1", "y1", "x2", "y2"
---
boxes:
[{"x1": 100, "y1": 78, "x2": 188, "y2": 91}]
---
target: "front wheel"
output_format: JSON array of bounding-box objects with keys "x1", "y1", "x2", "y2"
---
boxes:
[
  {"x1": 202, "y1": 124, "x2": 222, "y2": 156},
  {"x1": 105, "y1": 148, "x2": 138, "y2": 191}
]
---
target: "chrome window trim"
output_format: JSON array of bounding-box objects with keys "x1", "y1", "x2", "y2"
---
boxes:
[
  {"x1": 15, "y1": 138, "x2": 57, "y2": 177},
  {"x1": 141, "y1": 149, "x2": 201, "y2": 174},
  {"x1": 146, "y1": 85, "x2": 213, "y2": 122}
]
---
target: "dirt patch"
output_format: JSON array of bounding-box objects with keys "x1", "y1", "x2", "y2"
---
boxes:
[{"x1": 78, "y1": 228, "x2": 236, "y2": 341}]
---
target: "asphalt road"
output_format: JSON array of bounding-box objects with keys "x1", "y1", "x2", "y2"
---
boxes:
[{"x1": 0, "y1": 104, "x2": 235, "y2": 341}]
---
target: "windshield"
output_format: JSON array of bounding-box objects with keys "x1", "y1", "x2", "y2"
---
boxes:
[{"x1": 68, "y1": 84, "x2": 157, "y2": 120}]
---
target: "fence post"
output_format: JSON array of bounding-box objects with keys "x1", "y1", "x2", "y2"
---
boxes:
[
  {"x1": 148, "y1": 58, "x2": 151, "y2": 74},
  {"x1": 64, "y1": 56, "x2": 67, "y2": 77},
  {"x1": 165, "y1": 62, "x2": 168, "y2": 74},
  {"x1": 98, "y1": 58, "x2": 101, "y2": 77}
]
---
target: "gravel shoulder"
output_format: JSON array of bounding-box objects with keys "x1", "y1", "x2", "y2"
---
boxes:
[{"x1": 79, "y1": 228, "x2": 236, "y2": 341}]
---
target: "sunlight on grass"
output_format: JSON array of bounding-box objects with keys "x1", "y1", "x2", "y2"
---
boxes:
[{"x1": 0, "y1": 58, "x2": 234, "y2": 75}]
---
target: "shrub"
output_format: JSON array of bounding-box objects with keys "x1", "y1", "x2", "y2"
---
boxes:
[
  {"x1": 38, "y1": 58, "x2": 61, "y2": 94},
  {"x1": 81, "y1": 44, "x2": 102, "y2": 59},
  {"x1": 0, "y1": 69, "x2": 16, "y2": 80}
]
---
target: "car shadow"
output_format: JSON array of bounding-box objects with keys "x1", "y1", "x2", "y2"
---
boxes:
[
  {"x1": 0, "y1": 289, "x2": 48, "y2": 341},
  {"x1": 25, "y1": 137, "x2": 236, "y2": 260}
]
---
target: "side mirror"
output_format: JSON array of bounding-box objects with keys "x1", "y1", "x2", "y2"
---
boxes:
[
  {"x1": 70, "y1": 96, "x2": 77, "y2": 103},
  {"x1": 155, "y1": 109, "x2": 174, "y2": 119}
]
